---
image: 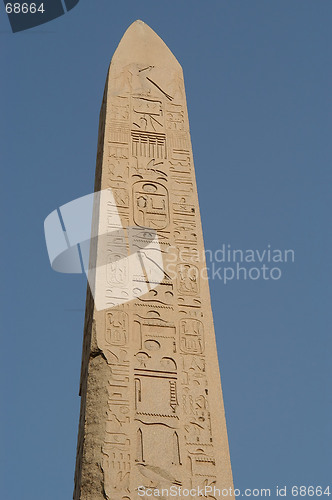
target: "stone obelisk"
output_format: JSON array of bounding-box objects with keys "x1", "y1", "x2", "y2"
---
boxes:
[{"x1": 74, "y1": 20, "x2": 234, "y2": 500}]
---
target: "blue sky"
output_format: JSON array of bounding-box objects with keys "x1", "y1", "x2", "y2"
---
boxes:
[{"x1": 0, "y1": 2, "x2": 331, "y2": 499}]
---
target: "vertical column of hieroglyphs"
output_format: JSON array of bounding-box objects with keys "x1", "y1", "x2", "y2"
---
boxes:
[
  {"x1": 166, "y1": 82, "x2": 219, "y2": 494},
  {"x1": 99, "y1": 87, "x2": 132, "y2": 500},
  {"x1": 129, "y1": 78, "x2": 182, "y2": 496}
]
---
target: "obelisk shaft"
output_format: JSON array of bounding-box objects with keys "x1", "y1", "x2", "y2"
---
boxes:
[{"x1": 74, "y1": 20, "x2": 234, "y2": 500}]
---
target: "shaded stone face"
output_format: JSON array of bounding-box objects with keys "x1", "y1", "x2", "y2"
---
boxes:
[{"x1": 74, "y1": 20, "x2": 234, "y2": 500}]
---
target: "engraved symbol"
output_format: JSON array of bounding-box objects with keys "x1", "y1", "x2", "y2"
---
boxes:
[
  {"x1": 172, "y1": 431, "x2": 181, "y2": 465},
  {"x1": 133, "y1": 97, "x2": 164, "y2": 132},
  {"x1": 175, "y1": 245, "x2": 199, "y2": 263},
  {"x1": 131, "y1": 131, "x2": 167, "y2": 159},
  {"x1": 144, "y1": 339, "x2": 161, "y2": 351},
  {"x1": 180, "y1": 319, "x2": 204, "y2": 354},
  {"x1": 135, "y1": 351, "x2": 150, "y2": 367},
  {"x1": 102, "y1": 444, "x2": 131, "y2": 496},
  {"x1": 107, "y1": 251, "x2": 128, "y2": 286},
  {"x1": 133, "y1": 181, "x2": 169, "y2": 230},
  {"x1": 146, "y1": 77, "x2": 173, "y2": 101},
  {"x1": 171, "y1": 177, "x2": 193, "y2": 195},
  {"x1": 177, "y1": 263, "x2": 199, "y2": 295},
  {"x1": 136, "y1": 463, "x2": 182, "y2": 488},
  {"x1": 169, "y1": 381, "x2": 178, "y2": 412},
  {"x1": 187, "y1": 449, "x2": 216, "y2": 476},
  {"x1": 109, "y1": 365, "x2": 130, "y2": 387},
  {"x1": 106, "y1": 311, "x2": 129, "y2": 346},
  {"x1": 169, "y1": 133, "x2": 189, "y2": 151},
  {"x1": 110, "y1": 97, "x2": 130, "y2": 121},
  {"x1": 173, "y1": 196, "x2": 195, "y2": 216},
  {"x1": 109, "y1": 144, "x2": 129, "y2": 159},
  {"x1": 134, "y1": 376, "x2": 178, "y2": 417},
  {"x1": 136, "y1": 284, "x2": 174, "y2": 306},
  {"x1": 136, "y1": 427, "x2": 144, "y2": 462},
  {"x1": 160, "y1": 357, "x2": 177, "y2": 371},
  {"x1": 109, "y1": 121, "x2": 130, "y2": 143},
  {"x1": 137, "y1": 65, "x2": 174, "y2": 100},
  {"x1": 131, "y1": 157, "x2": 167, "y2": 182},
  {"x1": 174, "y1": 219, "x2": 197, "y2": 243},
  {"x1": 113, "y1": 187, "x2": 129, "y2": 207},
  {"x1": 107, "y1": 404, "x2": 130, "y2": 428},
  {"x1": 166, "y1": 104, "x2": 184, "y2": 131},
  {"x1": 108, "y1": 159, "x2": 129, "y2": 181}
]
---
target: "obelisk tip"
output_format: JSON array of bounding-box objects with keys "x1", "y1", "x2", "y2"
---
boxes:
[{"x1": 111, "y1": 20, "x2": 182, "y2": 71}]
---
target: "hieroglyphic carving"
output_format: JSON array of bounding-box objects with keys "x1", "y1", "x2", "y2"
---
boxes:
[
  {"x1": 109, "y1": 122, "x2": 130, "y2": 144},
  {"x1": 131, "y1": 131, "x2": 167, "y2": 159},
  {"x1": 109, "y1": 96, "x2": 130, "y2": 121},
  {"x1": 135, "y1": 283, "x2": 174, "y2": 306},
  {"x1": 102, "y1": 311, "x2": 132, "y2": 499},
  {"x1": 133, "y1": 181, "x2": 169, "y2": 229},
  {"x1": 109, "y1": 143, "x2": 129, "y2": 159},
  {"x1": 168, "y1": 131, "x2": 189, "y2": 150},
  {"x1": 169, "y1": 149, "x2": 191, "y2": 174},
  {"x1": 102, "y1": 443, "x2": 131, "y2": 498},
  {"x1": 107, "y1": 158, "x2": 129, "y2": 182},
  {"x1": 177, "y1": 264, "x2": 199, "y2": 296},
  {"x1": 174, "y1": 219, "x2": 197, "y2": 244},
  {"x1": 131, "y1": 157, "x2": 167, "y2": 182},
  {"x1": 171, "y1": 176, "x2": 194, "y2": 196},
  {"x1": 175, "y1": 244, "x2": 200, "y2": 263},
  {"x1": 173, "y1": 195, "x2": 196, "y2": 217},
  {"x1": 106, "y1": 310, "x2": 129, "y2": 346},
  {"x1": 179, "y1": 319, "x2": 204, "y2": 354},
  {"x1": 166, "y1": 104, "x2": 185, "y2": 131},
  {"x1": 132, "y1": 97, "x2": 164, "y2": 133}
]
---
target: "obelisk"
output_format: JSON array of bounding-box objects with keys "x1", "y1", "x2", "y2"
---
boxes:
[{"x1": 74, "y1": 20, "x2": 234, "y2": 500}]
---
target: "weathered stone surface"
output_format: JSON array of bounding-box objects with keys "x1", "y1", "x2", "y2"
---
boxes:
[{"x1": 74, "y1": 20, "x2": 234, "y2": 500}]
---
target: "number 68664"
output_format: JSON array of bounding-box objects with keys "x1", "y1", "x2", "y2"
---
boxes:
[{"x1": 5, "y1": 3, "x2": 45, "y2": 14}]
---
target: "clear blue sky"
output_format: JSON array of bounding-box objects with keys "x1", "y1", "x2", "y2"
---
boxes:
[{"x1": 0, "y1": 2, "x2": 331, "y2": 499}]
